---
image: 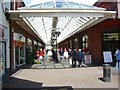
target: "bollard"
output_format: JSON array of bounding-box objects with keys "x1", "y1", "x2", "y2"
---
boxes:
[{"x1": 103, "y1": 64, "x2": 111, "y2": 82}]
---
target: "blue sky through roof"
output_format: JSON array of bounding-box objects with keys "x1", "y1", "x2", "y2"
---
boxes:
[{"x1": 23, "y1": 0, "x2": 98, "y2": 6}]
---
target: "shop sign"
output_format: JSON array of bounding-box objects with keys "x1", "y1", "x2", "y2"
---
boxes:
[
  {"x1": 103, "y1": 51, "x2": 113, "y2": 63},
  {"x1": 0, "y1": 24, "x2": 8, "y2": 40},
  {"x1": 0, "y1": 28, "x2": 2, "y2": 39}
]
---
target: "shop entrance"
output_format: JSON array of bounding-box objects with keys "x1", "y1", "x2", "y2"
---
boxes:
[
  {"x1": 102, "y1": 32, "x2": 120, "y2": 66},
  {"x1": 0, "y1": 41, "x2": 6, "y2": 76}
]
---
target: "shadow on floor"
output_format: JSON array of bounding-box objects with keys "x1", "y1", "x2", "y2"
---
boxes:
[
  {"x1": 2, "y1": 77, "x2": 73, "y2": 90},
  {"x1": 2, "y1": 77, "x2": 43, "y2": 88},
  {"x1": 2, "y1": 77, "x2": 118, "y2": 90}
]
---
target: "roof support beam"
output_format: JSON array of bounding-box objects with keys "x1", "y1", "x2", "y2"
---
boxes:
[{"x1": 8, "y1": 9, "x2": 116, "y2": 18}]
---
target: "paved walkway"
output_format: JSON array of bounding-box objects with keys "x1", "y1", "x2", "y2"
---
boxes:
[
  {"x1": 31, "y1": 61, "x2": 71, "y2": 69},
  {"x1": 2, "y1": 61, "x2": 119, "y2": 90}
]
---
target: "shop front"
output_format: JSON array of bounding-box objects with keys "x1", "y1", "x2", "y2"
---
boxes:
[
  {"x1": 14, "y1": 33, "x2": 25, "y2": 67},
  {"x1": 102, "y1": 32, "x2": 120, "y2": 66},
  {"x1": 0, "y1": 24, "x2": 9, "y2": 81}
]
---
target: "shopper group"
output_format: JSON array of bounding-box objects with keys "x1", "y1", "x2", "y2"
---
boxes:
[{"x1": 35, "y1": 47, "x2": 87, "y2": 68}]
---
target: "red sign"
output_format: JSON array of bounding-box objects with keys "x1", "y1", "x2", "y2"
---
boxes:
[
  {"x1": 2, "y1": 31, "x2": 4, "y2": 38},
  {"x1": 0, "y1": 28, "x2": 4, "y2": 38},
  {"x1": 0, "y1": 24, "x2": 8, "y2": 40}
]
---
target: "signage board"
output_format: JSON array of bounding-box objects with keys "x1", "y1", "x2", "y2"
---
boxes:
[
  {"x1": 103, "y1": 51, "x2": 113, "y2": 63},
  {"x1": 84, "y1": 54, "x2": 92, "y2": 64},
  {"x1": 0, "y1": 24, "x2": 8, "y2": 40}
]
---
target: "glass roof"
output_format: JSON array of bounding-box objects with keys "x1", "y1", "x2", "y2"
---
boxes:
[
  {"x1": 23, "y1": 0, "x2": 105, "y2": 43},
  {"x1": 27, "y1": 0, "x2": 103, "y2": 10}
]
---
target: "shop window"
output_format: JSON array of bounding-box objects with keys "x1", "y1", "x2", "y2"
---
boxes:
[
  {"x1": 70, "y1": 40, "x2": 72, "y2": 49},
  {"x1": 103, "y1": 33, "x2": 119, "y2": 41},
  {"x1": 14, "y1": 33, "x2": 25, "y2": 66},
  {"x1": 74, "y1": 38, "x2": 78, "y2": 49},
  {"x1": 82, "y1": 35, "x2": 88, "y2": 48},
  {"x1": 102, "y1": 33, "x2": 120, "y2": 51}
]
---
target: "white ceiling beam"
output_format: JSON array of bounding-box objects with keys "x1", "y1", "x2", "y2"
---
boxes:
[{"x1": 8, "y1": 9, "x2": 116, "y2": 18}]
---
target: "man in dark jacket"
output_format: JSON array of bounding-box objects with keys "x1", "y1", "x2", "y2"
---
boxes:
[
  {"x1": 77, "y1": 49, "x2": 84, "y2": 67},
  {"x1": 71, "y1": 49, "x2": 78, "y2": 68}
]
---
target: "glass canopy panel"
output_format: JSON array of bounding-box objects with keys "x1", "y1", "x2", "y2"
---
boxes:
[
  {"x1": 79, "y1": 3, "x2": 99, "y2": 9},
  {"x1": 43, "y1": 2, "x2": 55, "y2": 8},
  {"x1": 56, "y1": 1, "x2": 68, "y2": 8},
  {"x1": 28, "y1": 17, "x2": 52, "y2": 43},
  {"x1": 23, "y1": 0, "x2": 106, "y2": 43},
  {"x1": 56, "y1": 17, "x2": 71, "y2": 30},
  {"x1": 27, "y1": 0, "x2": 104, "y2": 10},
  {"x1": 29, "y1": 4, "x2": 42, "y2": 8},
  {"x1": 67, "y1": 2, "x2": 80, "y2": 8}
]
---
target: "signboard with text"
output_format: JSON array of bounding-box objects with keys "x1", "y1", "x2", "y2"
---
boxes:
[
  {"x1": 103, "y1": 51, "x2": 113, "y2": 63},
  {"x1": 0, "y1": 24, "x2": 8, "y2": 40},
  {"x1": 84, "y1": 55, "x2": 92, "y2": 64}
]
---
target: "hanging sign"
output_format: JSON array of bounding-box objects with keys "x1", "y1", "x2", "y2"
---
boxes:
[{"x1": 103, "y1": 51, "x2": 113, "y2": 63}]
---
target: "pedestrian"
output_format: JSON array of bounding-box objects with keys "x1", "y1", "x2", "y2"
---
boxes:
[
  {"x1": 77, "y1": 49, "x2": 84, "y2": 67},
  {"x1": 36, "y1": 50, "x2": 39, "y2": 59},
  {"x1": 59, "y1": 48, "x2": 64, "y2": 62},
  {"x1": 51, "y1": 48, "x2": 56, "y2": 62},
  {"x1": 63, "y1": 48, "x2": 69, "y2": 61},
  {"x1": 68, "y1": 48, "x2": 72, "y2": 59},
  {"x1": 44, "y1": 49, "x2": 48, "y2": 61},
  {"x1": 115, "y1": 48, "x2": 120, "y2": 68},
  {"x1": 71, "y1": 48, "x2": 77, "y2": 68},
  {"x1": 39, "y1": 48, "x2": 44, "y2": 61},
  {"x1": 48, "y1": 49, "x2": 52, "y2": 61}
]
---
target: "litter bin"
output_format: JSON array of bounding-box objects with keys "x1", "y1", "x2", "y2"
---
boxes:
[{"x1": 103, "y1": 64, "x2": 111, "y2": 82}]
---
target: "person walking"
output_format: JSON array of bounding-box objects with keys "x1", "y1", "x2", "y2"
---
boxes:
[
  {"x1": 59, "y1": 48, "x2": 64, "y2": 62},
  {"x1": 68, "y1": 48, "x2": 72, "y2": 59},
  {"x1": 36, "y1": 50, "x2": 39, "y2": 59},
  {"x1": 51, "y1": 48, "x2": 56, "y2": 62},
  {"x1": 71, "y1": 48, "x2": 77, "y2": 68},
  {"x1": 48, "y1": 49, "x2": 52, "y2": 61},
  {"x1": 115, "y1": 48, "x2": 120, "y2": 68},
  {"x1": 77, "y1": 49, "x2": 84, "y2": 67},
  {"x1": 39, "y1": 49, "x2": 44, "y2": 62},
  {"x1": 63, "y1": 48, "x2": 69, "y2": 61}
]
